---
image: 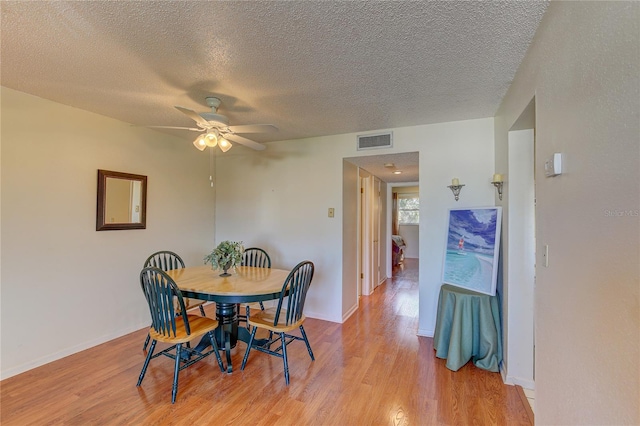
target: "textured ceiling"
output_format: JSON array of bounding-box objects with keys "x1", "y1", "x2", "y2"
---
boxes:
[
  {"x1": 346, "y1": 152, "x2": 419, "y2": 184},
  {"x1": 1, "y1": 1, "x2": 548, "y2": 178}
]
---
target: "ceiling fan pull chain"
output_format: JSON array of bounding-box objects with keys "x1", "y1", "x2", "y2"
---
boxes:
[{"x1": 209, "y1": 148, "x2": 215, "y2": 188}]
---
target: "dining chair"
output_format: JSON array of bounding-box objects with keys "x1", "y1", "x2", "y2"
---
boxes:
[
  {"x1": 240, "y1": 260, "x2": 315, "y2": 385},
  {"x1": 238, "y1": 247, "x2": 272, "y2": 328},
  {"x1": 137, "y1": 267, "x2": 225, "y2": 403},
  {"x1": 142, "y1": 251, "x2": 207, "y2": 350}
]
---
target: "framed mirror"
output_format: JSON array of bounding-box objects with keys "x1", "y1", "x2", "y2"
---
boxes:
[{"x1": 96, "y1": 169, "x2": 147, "y2": 231}]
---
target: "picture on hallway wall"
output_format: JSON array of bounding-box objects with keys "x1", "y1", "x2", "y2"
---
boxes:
[{"x1": 442, "y1": 207, "x2": 502, "y2": 295}]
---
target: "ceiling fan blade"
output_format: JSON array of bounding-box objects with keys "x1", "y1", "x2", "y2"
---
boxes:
[
  {"x1": 227, "y1": 124, "x2": 278, "y2": 134},
  {"x1": 224, "y1": 133, "x2": 266, "y2": 151},
  {"x1": 145, "y1": 125, "x2": 201, "y2": 131},
  {"x1": 175, "y1": 106, "x2": 211, "y2": 128}
]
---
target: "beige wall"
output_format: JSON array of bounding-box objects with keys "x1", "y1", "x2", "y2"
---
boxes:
[
  {"x1": 213, "y1": 118, "x2": 495, "y2": 334},
  {"x1": 0, "y1": 88, "x2": 215, "y2": 379},
  {"x1": 495, "y1": 2, "x2": 639, "y2": 424},
  {"x1": 0, "y1": 89, "x2": 495, "y2": 377}
]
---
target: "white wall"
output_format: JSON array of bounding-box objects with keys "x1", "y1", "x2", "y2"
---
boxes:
[
  {"x1": 0, "y1": 88, "x2": 215, "y2": 379},
  {"x1": 398, "y1": 225, "x2": 419, "y2": 258},
  {"x1": 342, "y1": 160, "x2": 358, "y2": 320},
  {"x1": 494, "y1": 2, "x2": 640, "y2": 424},
  {"x1": 214, "y1": 118, "x2": 495, "y2": 335},
  {"x1": 505, "y1": 129, "x2": 535, "y2": 389}
]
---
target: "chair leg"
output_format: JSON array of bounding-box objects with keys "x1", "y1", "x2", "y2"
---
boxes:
[
  {"x1": 171, "y1": 344, "x2": 182, "y2": 404},
  {"x1": 241, "y1": 326, "x2": 257, "y2": 370},
  {"x1": 259, "y1": 301, "x2": 265, "y2": 310},
  {"x1": 137, "y1": 340, "x2": 156, "y2": 386},
  {"x1": 245, "y1": 305, "x2": 251, "y2": 330},
  {"x1": 223, "y1": 330, "x2": 233, "y2": 373},
  {"x1": 199, "y1": 304, "x2": 206, "y2": 316},
  {"x1": 142, "y1": 332, "x2": 151, "y2": 351},
  {"x1": 299, "y1": 325, "x2": 315, "y2": 361},
  {"x1": 281, "y1": 332, "x2": 290, "y2": 385},
  {"x1": 208, "y1": 331, "x2": 225, "y2": 372}
]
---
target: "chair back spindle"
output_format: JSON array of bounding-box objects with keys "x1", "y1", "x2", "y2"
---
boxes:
[
  {"x1": 144, "y1": 250, "x2": 185, "y2": 271},
  {"x1": 140, "y1": 267, "x2": 191, "y2": 338},
  {"x1": 274, "y1": 261, "x2": 314, "y2": 327},
  {"x1": 241, "y1": 247, "x2": 271, "y2": 268}
]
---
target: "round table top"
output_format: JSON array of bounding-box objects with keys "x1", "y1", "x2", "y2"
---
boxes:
[{"x1": 166, "y1": 265, "x2": 291, "y2": 303}]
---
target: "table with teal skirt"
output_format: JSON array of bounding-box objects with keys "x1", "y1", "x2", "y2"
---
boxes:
[{"x1": 433, "y1": 284, "x2": 502, "y2": 372}]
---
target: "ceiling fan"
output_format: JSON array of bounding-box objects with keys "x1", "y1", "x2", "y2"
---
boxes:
[{"x1": 149, "y1": 97, "x2": 277, "y2": 152}]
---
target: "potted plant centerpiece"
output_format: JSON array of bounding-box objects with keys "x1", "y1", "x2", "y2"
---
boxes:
[{"x1": 204, "y1": 240, "x2": 244, "y2": 277}]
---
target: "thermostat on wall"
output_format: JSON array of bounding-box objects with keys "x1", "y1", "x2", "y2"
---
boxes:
[{"x1": 544, "y1": 152, "x2": 563, "y2": 177}]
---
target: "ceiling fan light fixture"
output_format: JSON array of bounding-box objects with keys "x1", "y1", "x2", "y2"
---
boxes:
[
  {"x1": 218, "y1": 138, "x2": 232, "y2": 152},
  {"x1": 193, "y1": 135, "x2": 207, "y2": 151},
  {"x1": 205, "y1": 130, "x2": 218, "y2": 147}
]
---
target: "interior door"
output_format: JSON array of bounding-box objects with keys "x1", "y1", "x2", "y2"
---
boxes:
[
  {"x1": 373, "y1": 177, "x2": 381, "y2": 287},
  {"x1": 360, "y1": 173, "x2": 373, "y2": 295}
]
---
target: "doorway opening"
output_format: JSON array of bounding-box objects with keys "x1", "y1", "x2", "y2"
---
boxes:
[
  {"x1": 344, "y1": 152, "x2": 419, "y2": 305},
  {"x1": 389, "y1": 183, "x2": 420, "y2": 279},
  {"x1": 505, "y1": 97, "x2": 536, "y2": 396}
]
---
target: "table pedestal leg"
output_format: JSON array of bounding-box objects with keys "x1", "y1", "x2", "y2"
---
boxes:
[
  {"x1": 188, "y1": 301, "x2": 270, "y2": 371},
  {"x1": 215, "y1": 302, "x2": 237, "y2": 373}
]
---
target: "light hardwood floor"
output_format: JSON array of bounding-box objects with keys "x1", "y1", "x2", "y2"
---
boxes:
[{"x1": 1, "y1": 258, "x2": 532, "y2": 425}]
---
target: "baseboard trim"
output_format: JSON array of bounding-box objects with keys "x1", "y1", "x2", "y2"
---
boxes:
[
  {"x1": 304, "y1": 310, "x2": 340, "y2": 324},
  {"x1": 506, "y1": 375, "x2": 535, "y2": 390},
  {"x1": 1, "y1": 321, "x2": 149, "y2": 380},
  {"x1": 341, "y1": 303, "x2": 358, "y2": 323},
  {"x1": 417, "y1": 328, "x2": 434, "y2": 337},
  {"x1": 515, "y1": 384, "x2": 535, "y2": 425}
]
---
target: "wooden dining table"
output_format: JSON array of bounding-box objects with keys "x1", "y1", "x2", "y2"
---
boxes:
[{"x1": 165, "y1": 264, "x2": 290, "y2": 372}]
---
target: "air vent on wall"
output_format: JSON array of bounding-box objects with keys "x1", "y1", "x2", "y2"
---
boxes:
[{"x1": 357, "y1": 132, "x2": 393, "y2": 150}]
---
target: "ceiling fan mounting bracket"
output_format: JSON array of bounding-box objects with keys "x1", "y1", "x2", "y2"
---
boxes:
[{"x1": 205, "y1": 97, "x2": 222, "y2": 112}]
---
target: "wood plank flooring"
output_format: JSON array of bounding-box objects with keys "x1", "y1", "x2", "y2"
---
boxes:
[{"x1": 0, "y1": 258, "x2": 532, "y2": 425}]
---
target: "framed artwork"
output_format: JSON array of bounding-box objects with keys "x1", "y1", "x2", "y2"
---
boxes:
[{"x1": 442, "y1": 207, "x2": 502, "y2": 295}]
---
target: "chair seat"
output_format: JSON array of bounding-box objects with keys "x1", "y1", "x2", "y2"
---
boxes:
[
  {"x1": 247, "y1": 308, "x2": 305, "y2": 333},
  {"x1": 149, "y1": 314, "x2": 219, "y2": 344}
]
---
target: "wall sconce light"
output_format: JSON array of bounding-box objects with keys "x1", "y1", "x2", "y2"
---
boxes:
[
  {"x1": 491, "y1": 174, "x2": 504, "y2": 200},
  {"x1": 448, "y1": 178, "x2": 464, "y2": 201}
]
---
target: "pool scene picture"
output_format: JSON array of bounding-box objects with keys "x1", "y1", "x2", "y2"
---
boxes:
[{"x1": 443, "y1": 207, "x2": 502, "y2": 295}]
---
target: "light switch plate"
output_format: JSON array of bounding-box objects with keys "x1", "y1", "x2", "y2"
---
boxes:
[
  {"x1": 544, "y1": 153, "x2": 562, "y2": 177},
  {"x1": 328, "y1": 208, "x2": 335, "y2": 218}
]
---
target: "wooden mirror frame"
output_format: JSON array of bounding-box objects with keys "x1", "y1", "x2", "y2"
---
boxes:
[{"x1": 96, "y1": 169, "x2": 147, "y2": 231}]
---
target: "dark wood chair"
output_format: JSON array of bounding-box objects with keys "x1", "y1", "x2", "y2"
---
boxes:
[
  {"x1": 238, "y1": 247, "x2": 272, "y2": 327},
  {"x1": 137, "y1": 267, "x2": 225, "y2": 403},
  {"x1": 142, "y1": 251, "x2": 207, "y2": 350},
  {"x1": 241, "y1": 260, "x2": 315, "y2": 385}
]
